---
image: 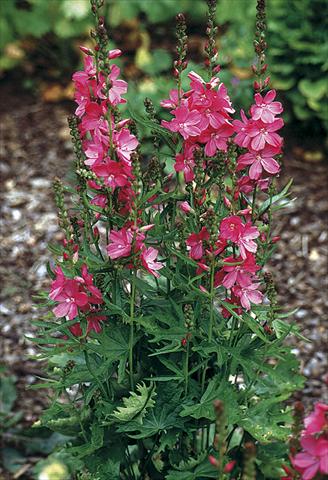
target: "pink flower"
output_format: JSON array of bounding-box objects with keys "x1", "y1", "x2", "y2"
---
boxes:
[
  {"x1": 237, "y1": 145, "x2": 281, "y2": 179},
  {"x1": 179, "y1": 201, "x2": 193, "y2": 214},
  {"x1": 107, "y1": 228, "x2": 133, "y2": 260},
  {"x1": 92, "y1": 157, "x2": 132, "y2": 190},
  {"x1": 90, "y1": 194, "x2": 108, "y2": 208},
  {"x1": 86, "y1": 314, "x2": 107, "y2": 333},
  {"x1": 250, "y1": 90, "x2": 283, "y2": 123},
  {"x1": 78, "y1": 264, "x2": 103, "y2": 304},
  {"x1": 107, "y1": 65, "x2": 127, "y2": 105},
  {"x1": 113, "y1": 128, "x2": 138, "y2": 163},
  {"x1": 232, "y1": 281, "x2": 263, "y2": 310},
  {"x1": 49, "y1": 266, "x2": 66, "y2": 300},
  {"x1": 304, "y1": 403, "x2": 328, "y2": 435},
  {"x1": 247, "y1": 118, "x2": 284, "y2": 151},
  {"x1": 237, "y1": 222, "x2": 260, "y2": 259},
  {"x1": 220, "y1": 254, "x2": 260, "y2": 289},
  {"x1": 237, "y1": 175, "x2": 269, "y2": 194},
  {"x1": 141, "y1": 247, "x2": 163, "y2": 277},
  {"x1": 220, "y1": 216, "x2": 243, "y2": 243},
  {"x1": 84, "y1": 141, "x2": 105, "y2": 167},
  {"x1": 200, "y1": 123, "x2": 234, "y2": 156},
  {"x1": 160, "y1": 89, "x2": 180, "y2": 109},
  {"x1": 162, "y1": 106, "x2": 201, "y2": 139},
  {"x1": 233, "y1": 110, "x2": 253, "y2": 148},
  {"x1": 175, "y1": 152, "x2": 195, "y2": 183},
  {"x1": 52, "y1": 279, "x2": 89, "y2": 320},
  {"x1": 186, "y1": 227, "x2": 210, "y2": 260},
  {"x1": 221, "y1": 294, "x2": 242, "y2": 319},
  {"x1": 293, "y1": 435, "x2": 328, "y2": 480}
]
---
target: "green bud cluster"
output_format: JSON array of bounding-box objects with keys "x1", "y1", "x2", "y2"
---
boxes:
[
  {"x1": 53, "y1": 177, "x2": 71, "y2": 237},
  {"x1": 184, "y1": 304, "x2": 194, "y2": 329},
  {"x1": 144, "y1": 97, "x2": 160, "y2": 150},
  {"x1": 242, "y1": 442, "x2": 256, "y2": 480},
  {"x1": 205, "y1": 0, "x2": 218, "y2": 75},
  {"x1": 212, "y1": 400, "x2": 227, "y2": 477},
  {"x1": 264, "y1": 271, "x2": 278, "y2": 322}
]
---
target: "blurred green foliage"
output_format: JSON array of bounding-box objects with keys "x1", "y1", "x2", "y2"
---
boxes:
[
  {"x1": 0, "y1": 0, "x2": 327, "y2": 134},
  {"x1": 267, "y1": 0, "x2": 328, "y2": 134}
]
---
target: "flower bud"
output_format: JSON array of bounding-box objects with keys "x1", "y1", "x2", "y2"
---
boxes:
[
  {"x1": 260, "y1": 63, "x2": 268, "y2": 73},
  {"x1": 208, "y1": 455, "x2": 219, "y2": 467},
  {"x1": 108, "y1": 49, "x2": 122, "y2": 59},
  {"x1": 271, "y1": 235, "x2": 280, "y2": 244},
  {"x1": 223, "y1": 196, "x2": 232, "y2": 209},
  {"x1": 79, "y1": 45, "x2": 93, "y2": 55},
  {"x1": 63, "y1": 252, "x2": 69, "y2": 261},
  {"x1": 224, "y1": 460, "x2": 236, "y2": 473},
  {"x1": 253, "y1": 80, "x2": 260, "y2": 90}
]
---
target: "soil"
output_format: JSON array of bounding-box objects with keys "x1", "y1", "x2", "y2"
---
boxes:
[{"x1": 0, "y1": 80, "x2": 327, "y2": 477}]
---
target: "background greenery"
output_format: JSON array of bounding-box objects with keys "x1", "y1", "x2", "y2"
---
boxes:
[{"x1": 1, "y1": 0, "x2": 327, "y2": 137}]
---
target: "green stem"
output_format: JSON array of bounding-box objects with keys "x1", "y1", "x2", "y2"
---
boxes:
[
  {"x1": 184, "y1": 339, "x2": 190, "y2": 396},
  {"x1": 251, "y1": 186, "x2": 257, "y2": 222},
  {"x1": 208, "y1": 259, "x2": 216, "y2": 342},
  {"x1": 129, "y1": 271, "x2": 137, "y2": 390}
]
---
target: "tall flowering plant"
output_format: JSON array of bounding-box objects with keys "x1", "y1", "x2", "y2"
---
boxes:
[{"x1": 33, "y1": 0, "x2": 305, "y2": 478}]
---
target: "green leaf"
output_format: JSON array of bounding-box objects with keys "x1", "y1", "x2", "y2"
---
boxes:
[
  {"x1": 112, "y1": 382, "x2": 156, "y2": 423},
  {"x1": 166, "y1": 455, "x2": 217, "y2": 479},
  {"x1": 118, "y1": 404, "x2": 182, "y2": 439},
  {"x1": 240, "y1": 400, "x2": 292, "y2": 443},
  {"x1": 180, "y1": 378, "x2": 239, "y2": 423},
  {"x1": 258, "y1": 179, "x2": 293, "y2": 216},
  {"x1": 0, "y1": 373, "x2": 17, "y2": 415}
]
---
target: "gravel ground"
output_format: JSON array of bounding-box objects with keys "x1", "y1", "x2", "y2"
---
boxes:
[{"x1": 0, "y1": 83, "x2": 327, "y2": 446}]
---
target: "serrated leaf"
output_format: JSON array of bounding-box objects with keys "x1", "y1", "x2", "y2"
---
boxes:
[{"x1": 112, "y1": 382, "x2": 156, "y2": 423}]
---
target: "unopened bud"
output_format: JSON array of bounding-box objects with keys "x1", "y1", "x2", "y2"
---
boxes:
[
  {"x1": 264, "y1": 76, "x2": 270, "y2": 86},
  {"x1": 223, "y1": 196, "x2": 232, "y2": 209},
  {"x1": 253, "y1": 80, "x2": 260, "y2": 90},
  {"x1": 260, "y1": 63, "x2": 268, "y2": 73},
  {"x1": 224, "y1": 460, "x2": 236, "y2": 473},
  {"x1": 208, "y1": 455, "x2": 219, "y2": 468},
  {"x1": 271, "y1": 235, "x2": 280, "y2": 244}
]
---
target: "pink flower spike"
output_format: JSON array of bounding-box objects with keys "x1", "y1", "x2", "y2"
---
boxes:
[{"x1": 141, "y1": 247, "x2": 163, "y2": 277}]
